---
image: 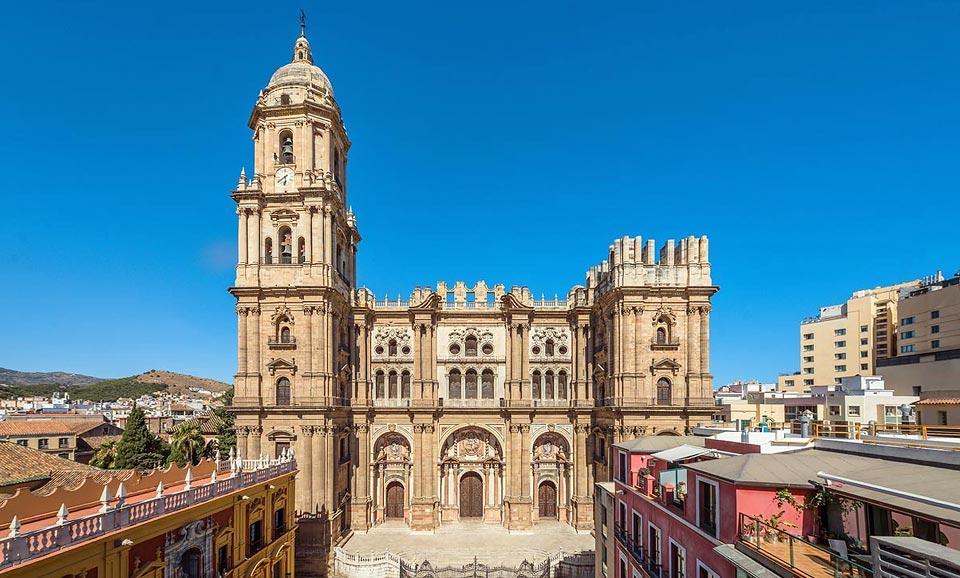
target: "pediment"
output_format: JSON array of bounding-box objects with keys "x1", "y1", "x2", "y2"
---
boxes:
[
  {"x1": 650, "y1": 358, "x2": 681, "y2": 375},
  {"x1": 266, "y1": 357, "x2": 297, "y2": 375},
  {"x1": 269, "y1": 209, "x2": 300, "y2": 224}
]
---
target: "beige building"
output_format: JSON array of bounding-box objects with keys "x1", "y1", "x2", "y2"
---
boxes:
[
  {"x1": 228, "y1": 29, "x2": 719, "y2": 577},
  {"x1": 779, "y1": 279, "x2": 921, "y2": 392},
  {"x1": 879, "y1": 272, "x2": 960, "y2": 397}
]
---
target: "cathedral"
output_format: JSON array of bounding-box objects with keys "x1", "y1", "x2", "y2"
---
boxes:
[{"x1": 229, "y1": 28, "x2": 718, "y2": 577}]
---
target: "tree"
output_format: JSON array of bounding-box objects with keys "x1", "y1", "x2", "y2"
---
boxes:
[
  {"x1": 90, "y1": 440, "x2": 118, "y2": 469},
  {"x1": 213, "y1": 405, "x2": 236, "y2": 454},
  {"x1": 169, "y1": 423, "x2": 206, "y2": 467},
  {"x1": 113, "y1": 405, "x2": 169, "y2": 470}
]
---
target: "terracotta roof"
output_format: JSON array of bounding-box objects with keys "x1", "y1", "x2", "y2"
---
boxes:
[
  {"x1": 0, "y1": 420, "x2": 85, "y2": 436},
  {"x1": 915, "y1": 398, "x2": 960, "y2": 406},
  {"x1": 613, "y1": 435, "x2": 707, "y2": 453},
  {"x1": 0, "y1": 441, "x2": 97, "y2": 486}
]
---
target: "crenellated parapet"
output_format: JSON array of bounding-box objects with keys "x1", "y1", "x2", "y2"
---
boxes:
[{"x1": 587, "y1": 235, "x2": 712, "y2": 293}]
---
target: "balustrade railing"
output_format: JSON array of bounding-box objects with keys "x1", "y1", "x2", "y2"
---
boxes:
[{"x1": 0, "y1": 458, "x2": 296, "y2": 570}]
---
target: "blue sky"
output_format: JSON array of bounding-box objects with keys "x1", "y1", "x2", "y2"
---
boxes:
[{"x1": 1, "y1": 1, "x2": 958, "y2": 385}]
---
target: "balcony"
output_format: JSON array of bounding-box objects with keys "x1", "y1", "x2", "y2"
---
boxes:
[
  {"x1": 0, "y1": 454, "x2": 297, "y2": 570},
  {"x1": 442, "y1": 398, "x2": 499, "y2": 408},
  {"x1": 372, "y1": 398, "x2": 411, "y2": 408},
  {"x1": 738, "y1": 513, "x2": 872, "y2": 578},
  {"x1": 650, "y1": 337, "x2": 680, "y2": 351},
  {"x1": 871, "y1": 536, "x2": 960, "y2": 578},
  {"x1": 268, "y1": 337, "x2": 296, "y2": 350},
  {"x1": 615, "y1": 524, "x2": 647, "y2": 568}
]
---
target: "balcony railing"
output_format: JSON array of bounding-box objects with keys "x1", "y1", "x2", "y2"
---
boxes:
[
  {"x1": 0, "y1": 455, "x2": 297, "y2": 570},
  {"x1": 442, "y1": 398, "x2": 499, "y2": 408},
  {"x1": 738, "y1": 513, "x2": 872, "y2": 578},
  {"x1": 372, "y1": 398, "x2": 411, "y2": 408},
  {"x1": 615, "y1": 524, "x2": 646, "y2": 568}
]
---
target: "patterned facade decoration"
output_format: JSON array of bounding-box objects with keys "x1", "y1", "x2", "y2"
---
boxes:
[{"x1": 228, "y1": 29, "x2": 719, "y2": 578}]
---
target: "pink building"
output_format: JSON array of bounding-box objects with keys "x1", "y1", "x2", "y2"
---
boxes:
[{"x1": 601, "y1": 433, "x2": 960, "y2": 578}]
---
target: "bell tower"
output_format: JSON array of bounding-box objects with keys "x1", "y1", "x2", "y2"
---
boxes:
[{"x1": 230, "y1": 20, "x2": 359, "y2": 578}]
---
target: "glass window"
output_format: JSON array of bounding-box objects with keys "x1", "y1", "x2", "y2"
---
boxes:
[
  {"x1": 465, "y1": 370, "x2": 478, "y2": 398},
  {"x1": 932, "y1": 310, "x2": 940, "y2": 319},
  {"x1": 448, "y1": 370, "x2": 462, "y2": 399},
  {"x1": 481, "y1": 370, "x2": 494, "y2": 399}
]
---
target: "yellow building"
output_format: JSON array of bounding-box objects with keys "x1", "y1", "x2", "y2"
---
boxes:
[
  {"x1": 780, "y1": 279, "x2": 921, "y2": 392},
  {"x1": 0, "y1": 443, "x2": 297, "y2": 578},
  {"x1": 878, "y1": 272, "x2": 960, "y2": 398}
]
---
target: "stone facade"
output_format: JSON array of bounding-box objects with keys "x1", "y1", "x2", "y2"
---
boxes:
[{"x1": 229, "y1": 30, "x2": 719, "y2": 578}]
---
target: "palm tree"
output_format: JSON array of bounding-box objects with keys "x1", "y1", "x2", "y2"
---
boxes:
[
  {"x1": 90, "y1": 440, "x2": 119, "y2": 469},
  {"x1": 169, "y1": 424, "x2": 206, "y2": 467}
]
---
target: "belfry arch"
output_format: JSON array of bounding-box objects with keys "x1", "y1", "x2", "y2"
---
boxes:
[{"x1": 439, "y1": 426, "x2": 504, "y2": 523}]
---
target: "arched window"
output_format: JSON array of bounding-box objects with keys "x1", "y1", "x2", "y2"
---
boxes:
[
  {"x1": 276, "y1": 378, "x2": 291, "y2": 406},
  {"x1": 336, "y1": 245, "x2": 343, "y2": 274},
  {"x1": 465, "y1": 335, "x2": 478, "y2": 357},
  {"x1": 279, "y1": 130, "x2": 294, "y2": 164},
  {"x1": 656, "y1": 327, "x2": 667, "y2": 345},
  {"x1": 558, "y1": 371, "x2": 568, "y2": 399},
  {"x1": 375, "y1": 371, "x2": 385, "y2": 398},
  {"x1": 465, "y1": 369, "x2": 478, "y2": 398},
  {"x1": 264, "y1": 238, "x2": 273, "y2": 264},
  {"x1": 448, "y1": 370, "x2": 462, "y2": 399},
  {"x1": 657, "y1": 378, "x2": 672, "y2": 405},
  {"x1": 545, "y1": 371, "x2": 555, "y2": 399},
  {"x1": 279, "y1": 226, "x2": 293, "y2": 264},
  {"x1": 280, "y1": 326, "x2": 291, "y2": 344},
  {"x1": 388, "y1": 371, "x2": 398, "y2": 398},
  {"x1": 280, "y1": 93, "x2": 291, "y2": 105},
  {"x1": 388, "y1": 339, "x2": 398, "y2": 356},
  {"x1": 333, "y1": 149, "x2": 342, "y2": 188},
  {"x1": 545, "y1": 339, "x2": 555, "y2": 356},
  {"x1": 298, "y1": 237, "x2": 306, "y2": 263},
  {"x1": 481, "y1": 370, "x2": 494, "y2": 399},
  {"x1": 401, "y1": 371, "x2": 411, "y2": 398},
  {"x1": 532, "y1": 371, "x2": 542, "y2": 399}
]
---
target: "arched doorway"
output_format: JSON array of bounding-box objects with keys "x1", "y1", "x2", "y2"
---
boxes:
[
  {"x1": 180, "y1": 548, "x2": 202, "y2": 578},
  {"x1": 538, "y1": 481, "x2": 557, "y2": 519},
  {"x1": 385, "y1": 481, "x2": 404, "y2": 519},
  {"x1": 459, "y1": 472, "x2": 483, "y2": 519}
]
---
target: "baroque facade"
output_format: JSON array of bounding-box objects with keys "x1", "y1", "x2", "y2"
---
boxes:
[{"x1": 229, "y1": 29, "x2": 718, "y2": 577}]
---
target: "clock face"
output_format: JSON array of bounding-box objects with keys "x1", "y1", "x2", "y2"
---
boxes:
[{"x1": 276, "y1": 168, "x2": 294, "y2": 189}]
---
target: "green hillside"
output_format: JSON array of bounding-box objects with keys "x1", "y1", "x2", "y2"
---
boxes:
[{"x1": 0, "y1": 377, "x2": 167, "y2": 401}]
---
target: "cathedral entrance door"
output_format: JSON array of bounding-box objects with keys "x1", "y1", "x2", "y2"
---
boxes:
[
  {"x1": 538, "y1": 481, "x2": 557, "y2": 519},
  {"x1": 385, "y1": 482, "x2": 404, "y2": 519},
  {"x1": 459, "y1": 472, "x2": 483, "y2": 519}
]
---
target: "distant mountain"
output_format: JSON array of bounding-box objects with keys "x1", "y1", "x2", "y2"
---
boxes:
[
  {"x1": 0, "y1": 367, "x2": 104, "y2": 387},
  {"x1": 0, "y1": 367, "x2": 231, "y2": 401},
  {"x1": 133, "y1": 369, "x2": 232, "y2": 397}
]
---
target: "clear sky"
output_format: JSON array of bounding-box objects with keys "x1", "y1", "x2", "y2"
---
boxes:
[{"x1": 1, "y1": 1, "x2": 958, "y2": 385}]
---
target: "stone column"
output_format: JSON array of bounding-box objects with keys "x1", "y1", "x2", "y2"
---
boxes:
[
  {"x1": 312, "y1": 427, "x2": 324, "y2": 516},
  {"x1": 250, "y1": 209, "x2": 261, "y2": 265},
  {"x1": 324, "y1": 206, "x2": 333, "y2": 267},
  {"x1": 237, "y1": 307, "x2": 248, "y2": 376},
  {"x1": 237, "y1": 209, "x2": 248, "y2": 265},
  {"x1": 520, "y1": 425, "x2": 531, "y2": 499},
  {"x1": 700, "y1": 305, "x2": 711, "y2": 374},
  {"x1": 311, "y1": 205, "x2": 322, "y2": 267},
  {"x1": 250, "y1": 308, "x2": 261, "y2": 401},
  {"x1": 299, "y1": 426, "x2": 314, "y2": 514},
  {"x1": 251, "y1": 425, "x2": 262, "y2": 459},
  {"x1": 305, "y1": 207, "x2": 313, "y2": 263}
]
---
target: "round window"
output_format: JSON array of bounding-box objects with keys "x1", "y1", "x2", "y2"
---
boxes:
[
  {"x1": 401, "y1": 346, "x2": 411, "y2": 355},
  {"x1": 558, "y1": 345, "x2": 568, "y2": 355},
  {"x1": 450, "y1": 343, "x2": 461, "y2": 355},
  {"x1": 532, "y1": 346, "x2": 541, "y2": 355},
  {"x1": 482, "y1": 343, "x2": 494, "y2": 355},
  {"x1": 375, "y1": 346, "x2": 384, "y2": 355}
]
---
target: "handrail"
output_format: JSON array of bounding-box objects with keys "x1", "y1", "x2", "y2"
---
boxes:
[{"x1": 737, "y1": 512, "x2": 872, "y2": 577}]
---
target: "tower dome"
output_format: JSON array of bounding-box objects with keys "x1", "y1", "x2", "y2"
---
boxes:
[{"x1": 266, "y1": 34, "x2": 334, "y2": 96}]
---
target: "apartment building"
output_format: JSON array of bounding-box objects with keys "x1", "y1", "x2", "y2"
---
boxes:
[
  {"x1": 778, "y1": 279, "x2": 921, "y2": 392},
  {"x1": 878, "y1": 272, "x2": 960, "y2": 398}
]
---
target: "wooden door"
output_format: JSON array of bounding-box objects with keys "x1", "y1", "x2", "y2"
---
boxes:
[
  {"x1": 385, "y1": 482, "x2": 404, "y2": 519},
  {"x1": 538, "y1": 481, "x2": 557, "y2": 519},
  {"x1": 459, "y1": 472, "x2": 483, "y2": 518}
]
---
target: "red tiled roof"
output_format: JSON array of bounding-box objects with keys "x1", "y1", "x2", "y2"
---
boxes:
[
  {"x1": 915, "y1": 398, "x2": 960, "y2": 406},
  {"x1": 0, "y1": 441, "x2": 97, "y2": 486},
  {"x1": 0, "y1": 420, "x2": 86, "y2": 437}
]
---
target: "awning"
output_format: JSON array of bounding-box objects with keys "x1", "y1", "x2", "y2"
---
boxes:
[{"x1": 650, "y1": 444, "x2": 713, "y2": 463}]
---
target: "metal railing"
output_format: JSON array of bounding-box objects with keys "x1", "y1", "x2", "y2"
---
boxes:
[{"x1": 738, "y1": 513, "x2": 872, "y2": 578}]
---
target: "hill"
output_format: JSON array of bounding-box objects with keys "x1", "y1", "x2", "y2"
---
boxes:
[
  {"x1": 133, "y1": 369, "x2": 231, "y2": 397},
  {"x1": 0, "y1": 367, "x2": 103, "y2": 387},
  {"x1": 0, "y1": 368, "x2": 230, "y2": 401}
]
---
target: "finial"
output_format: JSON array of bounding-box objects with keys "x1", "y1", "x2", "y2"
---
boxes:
[
  {"x1": 299, "y1": 9, "x2": 306, "y2": 38},
  {"x1": 8, "y1": 516, "x2": 20, "y2": 538},
  {"x1": 99, "y1": 485, "x2": 113, "y2": 513},
  {"x1": 56, "y1": 503, "x2": 69, "y2": 525}
]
